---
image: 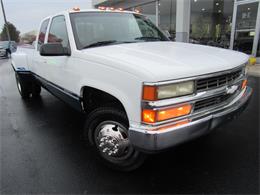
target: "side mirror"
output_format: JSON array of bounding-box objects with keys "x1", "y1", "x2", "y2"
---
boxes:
[{"x1": 40, "y1": 43, "x2": 71, "y2": 56}]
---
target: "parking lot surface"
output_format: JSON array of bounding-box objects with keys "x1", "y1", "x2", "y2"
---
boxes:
[{"x1": 0, "y1": 59, "x2": 259, "y2": 194}]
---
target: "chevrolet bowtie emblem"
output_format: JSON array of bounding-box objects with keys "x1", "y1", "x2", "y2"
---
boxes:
[{"x1": 226, "y1": 85, "x2": 238, "y2": 94}]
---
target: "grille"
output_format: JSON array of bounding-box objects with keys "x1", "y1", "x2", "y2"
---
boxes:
[
  {"x1": 196, "y1": 69, "x2": 242, "y2": 91},
  {"x1": 194, "y1": 93, "x2": 232, "y2": 112}
]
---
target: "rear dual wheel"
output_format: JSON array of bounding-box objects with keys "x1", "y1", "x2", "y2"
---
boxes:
[{"x1": 15, "y1": 72, "x2": 41, "y2": 99}]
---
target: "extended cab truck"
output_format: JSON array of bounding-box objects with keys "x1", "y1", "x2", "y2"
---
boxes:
[{"x1": 11, "y1": 9, "x2": 252, "y2": 171}]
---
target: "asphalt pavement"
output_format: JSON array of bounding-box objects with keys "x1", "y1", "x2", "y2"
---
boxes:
[{"x1": 0, "y1": 59, "x2": 259, "y2": 194}]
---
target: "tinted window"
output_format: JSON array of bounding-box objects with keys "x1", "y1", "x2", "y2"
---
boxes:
[
  {"x1": 159, "y1": 0, "x2": 177, "y2": 39},
  {"x1": 38, "y1": 19, "x2": 50, "y2": 50},
  {"x1": 190, "y1": 0, "x2": 234, "y2": 49},
  {"x1": 48, "y1": 15, "x2": 69, "y2": 48}
]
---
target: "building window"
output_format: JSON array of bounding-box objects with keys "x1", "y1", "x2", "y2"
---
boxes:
[
  {"x1": 190, "y1": 0, "x2": 234, "y2": 48},
  {"x1": 233, "y1": 2, "x2": 259, "y2": 55},
  {"x1": 132, "y1": 2, "x2": 157, "y2": 24},
  {"x1": 159, "y1": 0, "x2": 177, "y2": 39}
]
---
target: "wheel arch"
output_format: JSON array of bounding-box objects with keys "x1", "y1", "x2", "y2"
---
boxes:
[{"x1": 80, "y1": 85, "x2": 130, "y2": 122}]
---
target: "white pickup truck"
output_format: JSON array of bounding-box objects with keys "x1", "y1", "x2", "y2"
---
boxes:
[{"x1": 12, "y1": 8, "x2": 252, "y2": 171}]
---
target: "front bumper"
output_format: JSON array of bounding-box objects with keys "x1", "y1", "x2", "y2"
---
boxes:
[
  {"x1": 129, "y1": 87, "x2": 252, "y2": 152},
  {"x1": 0, "y1": 49, "x2": 6, "y2": 57}
]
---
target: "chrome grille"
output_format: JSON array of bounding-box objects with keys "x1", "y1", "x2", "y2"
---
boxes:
[
  {"x1": 196, "y1": 69, "x2": 243, "y2": 91},
  {"x1": 194, "y1": 93, "x2": 232, "y2": 112}
]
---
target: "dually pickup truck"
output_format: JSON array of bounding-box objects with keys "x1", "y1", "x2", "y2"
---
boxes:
[{"x1": 12, "y1": 8, "x2": 252, "y2": 171}]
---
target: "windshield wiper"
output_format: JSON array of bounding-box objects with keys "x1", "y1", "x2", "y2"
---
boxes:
[
  {"x1": 82, "y1": 40, "x2": 140, "y2": 49},
  {"x1": 82, "y1": 40, "x2": 117, "y2": 49},
  {"x1": 134, "y1": 36, "x2": 162, "y2": 41}
]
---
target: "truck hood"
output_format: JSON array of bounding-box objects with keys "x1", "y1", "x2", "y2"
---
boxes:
[{"x1": 81, "y1": 42, "x2": 249, "y2": 82}]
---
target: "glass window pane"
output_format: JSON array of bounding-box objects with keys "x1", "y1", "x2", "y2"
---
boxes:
[
  {"x1": 159, "y1": 0, "x2": 177, "y2": 39},
  {"x1": 234, "y1": 2, "x2": 259, "y2": 54},
  {"x1": 70, "y1": 12, "x2": 168, "y2": 50},
  {"x1": 48, "y1": 16, "x2": 69, "y2": 48},
  {"x1": 236, "y1": 2, "x2": 259, "y2": 30},
  {"x1": 234, "y1": 31, "x2": 255, "y2": 54},
  {"x1": 37, "y1": 19, "x2": 49, "y2": 50},
  {"x1": 134, "y1": 2, "x2": 156, "y2": 24},
  {"x1": 190, "y1": 0, "x2": 234, "y2": 48}
]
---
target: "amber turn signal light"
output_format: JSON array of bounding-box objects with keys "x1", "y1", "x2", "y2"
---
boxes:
[
  {"x1": 142, "y1": 109, "x2": 156, "y2": 123},
  {"x1": 242, "y1": 79, "x2": 247, "y2": 89},
  {"x1": 157, "y1": 104, "x2": 192, "y2": 121},
  {"x1": 143, "y1": 86, "x2": 157, "y2": 101},
  {"x1": 142, "y1": 104, "x2": 192, "y2": 123}
]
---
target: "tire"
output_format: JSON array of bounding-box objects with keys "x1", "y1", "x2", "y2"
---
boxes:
[
  {"x1": 15, "y1": 73, "x2": 32, "y2": 99},
  {"x1": 32, "y1": 83, "x2": 41, "y2": 97},
  {"x1": 6, "y1": 50, "x2": 11, "y2": 59},
  {"x1": 84, "y1": 107, "x2": 146, "y2": 171}
]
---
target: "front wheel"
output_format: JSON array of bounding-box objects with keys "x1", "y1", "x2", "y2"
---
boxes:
[{"x1": 84, "y1": 107, "x2": 146, "y2": 171}]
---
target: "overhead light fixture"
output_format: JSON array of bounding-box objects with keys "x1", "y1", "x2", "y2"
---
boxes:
[
  {"x1": 248, "y1": 8, "x2": 251, "y2": 10},
  {"x1": 216, "y1": 2, "x2": 219, "y2": 6},
  {"x1": 194, "y1": 0, "x2": 198, "y2": 2},
  {"x1": 202, "y1": 8, "x2": 205, "y2": 11},
  {"x1": 218, "y1": 10, "x2": 222, "y2": 13}
]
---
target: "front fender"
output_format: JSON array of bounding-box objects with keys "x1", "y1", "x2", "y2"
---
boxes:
[
  {"x1": 78, "y1": 76, "x2": 142, "y2": 124},
  {"x1": 11, "y1": 51, "x2": 29, "y2": 72}
]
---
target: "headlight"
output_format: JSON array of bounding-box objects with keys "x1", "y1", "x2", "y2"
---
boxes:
[
  {"x1": 158, "y1": 81, "x2": 194, "y2": 99},
  {"x1": 143, "y1": 81, "x2": 194, "y2": 101}
]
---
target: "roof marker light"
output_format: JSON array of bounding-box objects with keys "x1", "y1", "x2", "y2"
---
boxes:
[
  {"x1": 116, "y1": 8, "x2": 124, "y2": 11},
  {"x1": 72, "y1": 7, "x2": 80, "y2": 11},
  {"x1": 98, "y1": 6, "x2": 106, "y2": 10}
]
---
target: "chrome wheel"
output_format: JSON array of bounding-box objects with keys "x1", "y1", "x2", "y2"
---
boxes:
[{"x1": 95, "y1": 121, "x2": 133, "y2": 161}]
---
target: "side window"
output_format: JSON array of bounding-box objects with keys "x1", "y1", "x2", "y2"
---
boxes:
[
  {"x1": 48, "y1": 16, "x2": 69, "y2": 48},
  {"x1": 37, "y1": 19, "x2": 49, "y2": 51}
]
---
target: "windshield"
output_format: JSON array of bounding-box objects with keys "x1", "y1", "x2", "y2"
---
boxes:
[
  {"x1": 70, "y1": 12, "x2": 169, "y2": 50},
  {"x1": 0, "y1": 41, "x2": 9, "y2": 47}
]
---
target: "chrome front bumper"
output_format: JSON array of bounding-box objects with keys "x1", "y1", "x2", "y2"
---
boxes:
[
  {"x1": 0, "y1": 49, "x2": 6, "y2": 57},
  {"x1": 129, "y1": 87, "x2": 252, "y2": 152}
]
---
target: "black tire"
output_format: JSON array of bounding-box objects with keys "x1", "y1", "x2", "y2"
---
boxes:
[
  {"x1": 32, "y1": 83, "x2": 41, "y2": 97},
  {"x1": 5, "y1": 50, "x2": 11, "y2": 59},
  {"x1": 84, "y1": 107, "x2": 146, "y2": 171},
  {"x1": 15, "y1": 73, "x2": 32, "y2": 99}
]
